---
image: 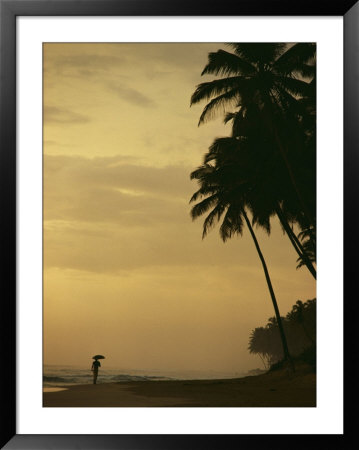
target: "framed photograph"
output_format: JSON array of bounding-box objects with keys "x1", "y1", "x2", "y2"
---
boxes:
[{"x1": 1, "y1": 0, "x2": 355, "y2": 448}]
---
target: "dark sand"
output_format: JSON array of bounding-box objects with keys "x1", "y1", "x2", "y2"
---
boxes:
[{"x1": 43, "y1": 366, "x2": 316, "y2": 407}]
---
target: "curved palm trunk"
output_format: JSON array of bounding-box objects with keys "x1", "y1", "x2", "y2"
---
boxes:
[
  {"x1": 242, "y1": 209, "x2": 294, "y2": 371},
  {"x1": 275, "y1": 205, "x2": 316, "y2": 280}
]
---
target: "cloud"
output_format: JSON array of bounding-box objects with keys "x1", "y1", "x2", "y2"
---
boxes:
[
  {"x1": 44, "y1": 49, "x2": 128, "y2": 77},
  {"x1": 43, "y1": 156, "x2": 197, "y2": 261},
  {"x1": 44, "y1": 106, "x2": 91, "y2": 124},
  {"x1": 107, "y1": 82, "x2": 156, "y2": 108},
  {"x1": 43, "y1": 43, "x2": 224, "y2": 88},
  {"x1": 44, "y1": 154, "x2": 192, "y2": 206},
  {"x1": 43, "y1": 154, "x2": 300, "y2": 275},
  {"x1": 43, "y1": 153, "x2": 199, "y2": 272},
  {"x1": 42, "y1": 154, "x2": 244, "y2": 273}
]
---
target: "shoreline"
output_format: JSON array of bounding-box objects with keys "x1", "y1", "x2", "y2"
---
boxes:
[{"x1": 43, "y1": 368, "x2": 316, "y2": 407}]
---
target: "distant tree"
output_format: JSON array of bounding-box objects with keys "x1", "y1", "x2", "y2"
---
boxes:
[
  {"x1": 248, "y1": 326, "x2": 282, "y2": 369},
  {"x1": 286, "y1": 299, "x2": 316, "y2": 345},
  {"x1": 248, "y1": 299, "x2": 316, "y2": 367}
]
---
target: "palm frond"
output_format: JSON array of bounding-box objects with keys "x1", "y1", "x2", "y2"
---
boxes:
[
  {"x1": 219, "y1": 205, "x2": 244, "y2": 241},
  {"x1": 274, "y1": 43, "x2": 316, "y2": 73},
  {"x1": 190, "y1": 163, "x2": 214, "y2": 180},
  {"x1": 224, "y1": 112, "x2": 237, "y2": 124},
  {"x1": 228, "y1": 43, "x2": 287, "y2": 64},
  {"x1": 189, "y1": 185, "x2": 219, "y2": 203},
  {"x1": 274, "y1": 76, "x2": 311, "y2": 98},
  {"x1": 201, "y1": 203, "x2": 227, "y2": 238},
  {"x1": 197, "y1": 89, "x2": 240, "y2": 125},
  {"x1": 202, "y1": 49, "x2": 256, "y2": 77},
  {"x1": 271, "y1": 86, "x2": 308, "y2": 118},
  {"x1": 252, "y1": 210, "x2": 272, "y2": 234},
  {"x1": 190, "y1": 193, "x2": 220, "y2": 219},
  {"x1": 205, "y1": 137, "x2": 239, "y2": 163},
  {"x1": 294, "y1": 63, "x2": 316, "y2": 79},
  {"x1": 190, "y1": 76, "x2": 247, "y2": 106}
]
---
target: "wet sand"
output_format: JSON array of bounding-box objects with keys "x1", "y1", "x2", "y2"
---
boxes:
[{"x1": 43, "y1": 367, "x2": 316, "y2": 407}]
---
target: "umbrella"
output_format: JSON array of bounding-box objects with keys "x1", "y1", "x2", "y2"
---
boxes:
[{"x1": 92, "y1": 355, "x2": 105, "y2": 360}]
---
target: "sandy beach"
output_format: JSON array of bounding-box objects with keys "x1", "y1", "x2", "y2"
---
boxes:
[{"x1": 43, "y1": 366, "x2": 316, "y2": 407}]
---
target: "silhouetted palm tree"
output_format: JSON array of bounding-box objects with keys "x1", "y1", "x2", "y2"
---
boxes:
[
  {"x1": 249, "y1": 327, "x2": 273, "y2": 369},
  {"x1": 197, "y1": 132, "x2": 316, "y2": 279},
  {"x1": 191, "y1": 43, "x2": 316, "y2": 234},
  {"x1": 190, "y1": 151, "x2": 293, "y2": 368}
]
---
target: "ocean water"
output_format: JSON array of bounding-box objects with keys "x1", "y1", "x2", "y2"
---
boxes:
[{"x1": 43, "y1": 365, "x2": 242, "y2": 388}]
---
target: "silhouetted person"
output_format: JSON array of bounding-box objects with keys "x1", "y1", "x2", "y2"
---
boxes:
[{"x1": 91, "y1": 359, "x2": 101, "y2": 384}]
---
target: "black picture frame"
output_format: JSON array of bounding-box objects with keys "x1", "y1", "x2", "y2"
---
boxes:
[{"x1": 1, "y1": 0, "x2": 356, "y2": 448}]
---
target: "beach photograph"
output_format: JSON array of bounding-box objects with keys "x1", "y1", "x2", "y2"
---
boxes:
[{"x1": 43, "y1": 42, "x2": 316, "y2": 408}]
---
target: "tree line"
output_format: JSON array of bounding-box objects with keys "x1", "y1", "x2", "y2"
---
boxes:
[
  {"x1": 189, "y1": 43, "x2": 316, "y2": 370},
  {"x1": 248, "y1": 299, "x2": 316, "y2": 369}
]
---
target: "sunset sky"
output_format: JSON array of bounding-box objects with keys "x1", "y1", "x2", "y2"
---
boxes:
[{"x1": 43, "y1": 43, "x2": 316, "y2": 375}]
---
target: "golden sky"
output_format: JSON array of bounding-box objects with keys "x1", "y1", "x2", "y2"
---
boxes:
[{"x1": 43, "y1": 43, "x2": 315, "y2": 374}]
